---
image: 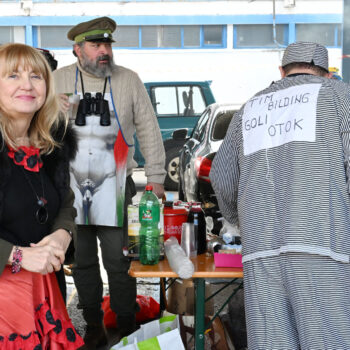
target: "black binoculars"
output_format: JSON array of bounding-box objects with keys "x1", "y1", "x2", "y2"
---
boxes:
[{"x1": 75, "y1": 92, "x2": 111, "y2": 126}]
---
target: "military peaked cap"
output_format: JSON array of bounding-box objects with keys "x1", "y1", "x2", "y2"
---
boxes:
[{"x1": 67, "y1": 17, "x2": 117, "y2": 43}]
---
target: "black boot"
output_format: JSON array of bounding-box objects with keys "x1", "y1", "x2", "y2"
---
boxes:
[
  {"x1": 79, "y1": 322, "x2": 108, "y2": 350},
  {"x1": 117, "y1": 314, "x2": 138, "y2": 340}
]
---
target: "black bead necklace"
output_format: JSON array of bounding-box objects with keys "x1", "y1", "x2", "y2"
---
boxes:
[{"x1": 20, "y1": 166, "x2": 48, "y2": 225}]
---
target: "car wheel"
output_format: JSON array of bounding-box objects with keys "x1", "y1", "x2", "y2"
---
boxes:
[{"x1": 164, "y1": 147, "x2": 180, "y2": 191}]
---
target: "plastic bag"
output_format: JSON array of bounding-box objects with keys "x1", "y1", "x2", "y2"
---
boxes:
[
  {"x1": 164, "y1": 236, "x2": 194, "y2": 279},
  {"x1": 102, "y1": 295, "x2": 160, "y2": 328},
  {"x1": 111, "y1": 313, "x2": 185, "y2": 350}
]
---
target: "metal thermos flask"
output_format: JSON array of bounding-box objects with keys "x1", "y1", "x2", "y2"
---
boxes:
[{"x1": 187, "y1": 204, "x2": 206, "y2": 254}]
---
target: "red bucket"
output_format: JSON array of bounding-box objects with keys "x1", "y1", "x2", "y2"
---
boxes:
[{"x1": 163, "y1": 207, "x2": 188, "y2": 244}]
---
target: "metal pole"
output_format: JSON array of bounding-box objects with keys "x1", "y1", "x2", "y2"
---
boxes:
[
  {"x1": 343, "y1": 0, "x2": 350, "y2": 83},
  {"x1": 272, "y1": 0, "x2": 283, "y2": 47},
  {"x1": 194, "y1": 278, "x2": 205, "y2": 349}
]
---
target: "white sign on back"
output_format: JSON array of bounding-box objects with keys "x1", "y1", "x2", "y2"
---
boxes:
[{"x1": 242, "y1": 84, "x2": 321, "y2": 156}]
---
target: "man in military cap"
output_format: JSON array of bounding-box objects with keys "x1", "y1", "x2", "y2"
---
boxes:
[
  {"x1": 53, "y1": 16, "x2": 166, "y2": 349},
  {"x1": 210, "y1": 41, "x2": 350, "y2": 349}
]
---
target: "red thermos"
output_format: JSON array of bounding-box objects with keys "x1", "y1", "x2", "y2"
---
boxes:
[{"x1": 163, "y1": 201, "x2": 188, "y2": 244}]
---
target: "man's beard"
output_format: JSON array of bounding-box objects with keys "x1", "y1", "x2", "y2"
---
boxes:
[{"x1": 80, "y1": 51, "x2": 116, "y2": 78}]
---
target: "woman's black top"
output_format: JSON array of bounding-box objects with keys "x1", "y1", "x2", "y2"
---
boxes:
[{"x1": 1, "y1": 160, "x2": 60, "y2": 246}]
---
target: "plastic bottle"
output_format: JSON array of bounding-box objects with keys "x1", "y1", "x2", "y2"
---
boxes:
[
  {"x1": 139, "y1": 185, "x2": 161, "y2": 265},
  {"x1": 187, "y1": 204, "x2": 207, "y2": 254},
  {"x1": 164, "y1": 237, "x2": 194, "y2": 279}
]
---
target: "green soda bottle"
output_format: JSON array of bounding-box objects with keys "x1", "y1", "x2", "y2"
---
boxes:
[{"x1": 139, "y1": 185, "x2": 160, "y2": 265}]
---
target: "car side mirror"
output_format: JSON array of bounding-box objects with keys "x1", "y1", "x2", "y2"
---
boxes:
[{"x1": 172, "y1": 129, "x2": 188, "y2": 140}]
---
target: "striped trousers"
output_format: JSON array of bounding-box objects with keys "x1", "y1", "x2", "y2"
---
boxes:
[{"x1": 244, "y1": 253, "x2": 350, "y2": 350}]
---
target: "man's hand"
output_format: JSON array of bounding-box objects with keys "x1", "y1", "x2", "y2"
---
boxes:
[
  {"x1": 147, "y1": 182, "x2": 165, "y2": 199},
  {"x1": 58, "y1": 93, "x2": 70, "y2": 113}
]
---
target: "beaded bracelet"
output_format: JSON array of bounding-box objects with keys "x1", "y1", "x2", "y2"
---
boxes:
[{"x1": 11, "y1": 246, "x2": 22, "y2": 274}]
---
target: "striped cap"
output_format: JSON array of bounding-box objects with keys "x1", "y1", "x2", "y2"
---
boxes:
[{"x1": 282, "y1": 41, "x2": 329, "y2": 72}]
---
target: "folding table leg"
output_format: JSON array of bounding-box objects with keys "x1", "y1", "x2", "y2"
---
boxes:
[
  {"x1": 194, "y1": 278, "x2": 205, "y2": 350},
  {"x1": 160, "y1": 277, "x2": 168, "y2": 311}
]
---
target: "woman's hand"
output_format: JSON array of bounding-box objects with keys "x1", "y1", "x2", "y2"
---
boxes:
[
  {"x1": 24, "y1": 229, "x2": 72, "y2": 274},
  {"x1": 31, "y1": 229, "x2": 72, "y2": 257},
  {"x1": 20, "y1": 245, "x2": 65, "y2": 274},
  {"x1": 6, "y1": 230, "x2": 71, "y2": 275}
]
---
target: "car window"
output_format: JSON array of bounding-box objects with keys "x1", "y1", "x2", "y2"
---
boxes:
[
  {"x1": 211, "y1": 110, "x2": 236, "y2": 140},
  {"x1": 192, "y1": 109, "x2": 211, "y2": 140},
  {"x1": 153, "y1": 86, "x2": 179, "y2": 115},
  {"x1": 198, "y1": 121, "x2": 208, "y2": 142},
  {"x1": 152, "y1": 85, "x2": 207, "y2": 117},
  {"x1": 178, "y1": 86, "x2": 206, "y2": 116}
]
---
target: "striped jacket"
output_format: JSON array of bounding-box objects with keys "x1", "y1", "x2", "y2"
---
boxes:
[{"x1": 210, "y1": 74, "x2": 350, "y2": 264}]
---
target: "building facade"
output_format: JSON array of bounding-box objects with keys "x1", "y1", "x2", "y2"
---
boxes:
[{"x1": 0, "y1": 0, "x2": 343, "y2": 105}]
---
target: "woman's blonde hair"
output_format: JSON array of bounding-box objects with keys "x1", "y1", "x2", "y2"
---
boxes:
[{"x1": 0, "y1": 43, "x2": 66, "y2": 154}]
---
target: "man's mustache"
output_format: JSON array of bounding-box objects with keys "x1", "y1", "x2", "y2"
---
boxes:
[{"x1": 97, "y1": 55, "x2": 111, "y2": 63}]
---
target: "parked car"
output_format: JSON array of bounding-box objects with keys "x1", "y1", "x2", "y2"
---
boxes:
[
  {"x1": 133, "y1": 81, "x2": 216, "y2": 190},
  {"x1": 177, "y1": 103, "x2": 237, "y2": 232}
]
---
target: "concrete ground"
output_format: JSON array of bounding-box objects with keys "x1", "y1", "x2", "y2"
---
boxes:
[{"x1": 65, "y1": 168, "x2": 245, "y2": 349}]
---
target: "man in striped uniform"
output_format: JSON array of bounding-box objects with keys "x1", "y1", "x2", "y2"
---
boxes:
[{"x1": 210, "y1": 41, "x2": 350, "y2": 349}]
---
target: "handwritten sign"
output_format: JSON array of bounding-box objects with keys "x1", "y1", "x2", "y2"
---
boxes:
[{"x1": 242, "y1": 84, "x2": 321, "y2": 156}]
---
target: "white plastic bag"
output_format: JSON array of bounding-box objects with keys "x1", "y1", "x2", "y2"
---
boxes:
[
  {"x1": 219, "y1": 218, "x2": 240, "y2": 242},
  {"x1": 111, "y1": 314, "x2": 185, "y2": 350}
]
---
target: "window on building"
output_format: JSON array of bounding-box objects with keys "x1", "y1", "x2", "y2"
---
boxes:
[
  {"x1": 235, "y1": 24, "x2": 286, "y2": 48},
  {"x1": 163, "y1": 26, "x2": 182, "y2": 47},
  {"x1": 142, "y1": 26, "x2": 181, "y2": 48},
  {"x1": 296, "y1": 24, "x2": 341, "y2": 47},
  {"x1": 37, "y1": 26, "x2": 72, "y2": 48},
  {"x1": 114, "y1": 25, "x2": 225, "y2": 49},
  {"x1": 203, "y1": 25, "x2": 222, "y2": 46},
  {"x1": 36, "y1": 24, "x2": 226, "y2": 50},
  {"x1": 184, "y1": 26, "x2": 200, "y2": 47},
  {"x1": 141, "y1": 26, "x2": 158, "y2": 48},
  {"x1": 0, "y1": 27, "x2": 15, "y2": 44},
  {"x1": 114, "y1": 26, "x2": 139, "y2": 47}
]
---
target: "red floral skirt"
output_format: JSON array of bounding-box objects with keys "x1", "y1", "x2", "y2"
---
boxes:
[{"x1": 0, "y1": 266, "x2": 84, "y2": 349}]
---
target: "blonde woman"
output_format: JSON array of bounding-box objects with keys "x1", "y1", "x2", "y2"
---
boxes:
[{"x1": 0, "y1": 43, "x2": 83, "y2": 349}]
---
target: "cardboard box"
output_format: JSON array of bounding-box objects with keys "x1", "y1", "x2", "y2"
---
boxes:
[
  {"x1": 166, "y1": 279, "x2": 214, "y2": 316},
  {"x1": 214, "y1": 253, "x2": 243, "y2": 268}
]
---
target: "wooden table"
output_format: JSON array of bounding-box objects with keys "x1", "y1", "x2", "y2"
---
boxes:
[{"x1": 129, "y1": 254, "x2": 243, "y2": 350}]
